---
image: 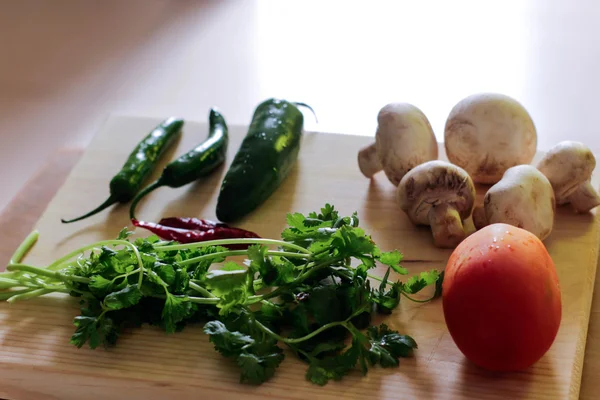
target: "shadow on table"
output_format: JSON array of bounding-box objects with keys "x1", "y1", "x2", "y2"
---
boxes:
[{"x1": 454, "y1": 356, "x2": 560, "y2": 399}]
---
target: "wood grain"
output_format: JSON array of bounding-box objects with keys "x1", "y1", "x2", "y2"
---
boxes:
[
  {"x1": 0, "y1": 148, "x2": 83, "y2": 269},
  {"x1": 1, "y1": 115, "x2": 599, "y2": 400}
]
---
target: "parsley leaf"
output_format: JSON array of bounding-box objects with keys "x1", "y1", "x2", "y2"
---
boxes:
[
  {"x1": 116, "y1": 227, "x2": 133, "y2": 241},
  {"x1": 162, "y1": 294, "x2": 194, "y2": 334},
  {"x1": 378, "y1": 250, "x2": 407, "y2": 275},
  {"x1": 237, "y1": 343, "x2": 284, "y2": 385},
  {"x1": 70, "y1": 316, "x2": 101, "y2": 349},
  {"x1": 372, "y1": 268, "x2": 401, "y2": 314},
  {"x1": 305, "y1": 339, "x2": 362, "y2": 385},
  {"x1": 88, "y1": 275, "x2": 124, "y2": 297},
  {"x1": 403, "y1": 270, "x2": 441, "y2": 295},
  {"x1": 434, "y1": 270, "x2": 445, "y2": 298},
  {"x1": 70, "y1": 314, "x2": 118, "y2": 349},
  {"x1": 103, "y1": 284, "x2": 143, "y2": 310},
  {"x1": 205, "y1": 268, "x2": 251, "y2": 315},
  {"x1": 331, "y1": 226, "x2": 375, "y2": 258},
  {"x1": 366, "y1": 324, "x2": 417, "y2": 368},
  {"x1": 203, "y1": 321, "x2": 254, "y2": 357}
]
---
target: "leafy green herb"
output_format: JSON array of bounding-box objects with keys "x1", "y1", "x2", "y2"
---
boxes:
[
  {"x1": 103, "y1": 284, "x2": 142, "y2": 310},
  {"x1": 1, "y1": 204, "x2": 442, "y2": 386},
  {"x1": 403, "y1": 270, "x2": 441, "y2": 295}
]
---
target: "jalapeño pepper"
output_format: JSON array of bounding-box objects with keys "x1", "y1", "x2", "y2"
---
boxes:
[
  {"x1": 216, "y1": 99, "x2": 314, "y2": 222},
  {"x1": 61, "y1": 117, "x2": 184, "y2": 223},
  {"x1": 129, "y1": 108, "x2": 229, "y2": 220}
]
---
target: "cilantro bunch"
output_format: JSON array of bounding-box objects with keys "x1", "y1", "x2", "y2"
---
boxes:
[{"x1": 0, "y1": 204, "x2": 442, "y2": 385}]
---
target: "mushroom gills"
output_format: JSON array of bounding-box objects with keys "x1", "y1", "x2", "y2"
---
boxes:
[{"x1": 397, "y1": 160, "x2": 476, "y2": 248}]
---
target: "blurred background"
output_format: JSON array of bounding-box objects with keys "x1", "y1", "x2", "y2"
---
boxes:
[{"x1": 1, "y1": 0, "x2": 600, "y2": 212}]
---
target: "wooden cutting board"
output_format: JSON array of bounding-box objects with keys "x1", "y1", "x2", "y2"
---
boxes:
[{"x1": 1, "y1": 115, "x2": 599, "y2": 400}]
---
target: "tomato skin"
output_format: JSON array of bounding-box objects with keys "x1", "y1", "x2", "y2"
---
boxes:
[{"x1": 442, "y1": 223, "x2": 562, "y2": 371}]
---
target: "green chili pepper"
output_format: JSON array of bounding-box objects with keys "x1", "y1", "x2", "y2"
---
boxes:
[
  {"x1": 61, "y1": 117, "x2": 184, "y2": 224},
  {"x1": 129, "y1": 108, "x2": 229, "y2": 220},
  {"x1": 216, "y1": 99, "x2": 315, "y2": 222}
]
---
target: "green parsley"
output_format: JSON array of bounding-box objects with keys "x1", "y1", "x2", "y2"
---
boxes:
[{"x1": 0, "y1": 204, "x2": 442, "y2": 385}]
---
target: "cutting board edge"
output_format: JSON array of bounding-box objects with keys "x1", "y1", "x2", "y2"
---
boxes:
[{"x1": 569, "y1": 216, "x2": 600, "y2": 400}]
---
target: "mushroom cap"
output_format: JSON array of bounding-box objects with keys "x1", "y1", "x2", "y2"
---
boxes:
[
  {"x1": 536, "y1": 141, "x2": 596, "y2": 203},
  {"x1": 397, "y1": 160, "x2": 476, "y2": 225},
  {"x1": 444, "y1": 93, "x2": 537, "y2": 184},
  {"x1": 375, "y1": 103, "x2": 438, "y2": 186},
  {"x1": 482, "y1": 165, "x2": 555, "y2": 240}
]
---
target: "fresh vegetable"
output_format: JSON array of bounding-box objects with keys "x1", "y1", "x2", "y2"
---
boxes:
[
  {"x1": 62, "y1": 117, "x2": 184, "y2": 223},
  {"x1": 156, "y1": 216, "x2": 228, "y2": 230},
  {"x1": 216, "y1": 99, "x2": 315, "y2": 222},
  {"x1": 442, "y1": 223, "x2": 561, "y2": 371},
  {"x1": 397, "y1": 160, "x2": 476, "y2": 248},
  {"x1": 444, "y1": 93, "x2": 537, "y2": 184},
  {"x1": 130, "y1": 109, "x2": 229, "y2": 220},
  {"x1": 473, "y1": 165, "x2": 555, "y2": 240},
  {"x1": 131, "y1": 218, "x2": 260, "y2": 249},
  {"x1": 537, "y1": 141, "x2": 600, "y2": 213},
  {"x1": 358, "y1": 103, "x2": 438, "y2": 185},
  {"x1": 1, "y1": 204, "x2": 442, "y2": 386}
]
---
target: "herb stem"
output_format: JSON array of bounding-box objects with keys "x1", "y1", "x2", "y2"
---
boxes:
[
  {"x1": 253, "y1": 318, "x2": 349, "y2": 344},
  {"x1": 189, "y1": 282, "x2": 216, "y2": 298},
  {"x1": 10, "y1": 230, "x2": 39, "y2": 264},
  {"x1": 0, "y1": 288, "x2": 36, "y2": 300},
  {"x1": 0, "y1": 277, "x2": 26, "y2": 289},
  {"x1": 155, "y1": 238, "x2": 312, "y2": 255},
  {"x1": 56, "y1": 273, "x2": 91, "y2": 284},
  {"x1": 6, "y1": 264, "x2": 59, "y2": 280},
  {"x1": 178, "y1": 249, "x2": 310, "y2": 267},
  {"x1": 259, "y1": 258, "x2": 339, "y2": 302},
  {"x1": 113, "y1": 268, "x2": 141, "y2": 284},
  {"x1": 41, "y1": 239, "x2": 144, "y2": 274},
  {"x1": 185, "y1": 296, "x2": 219, "y2": 305},
  {"x1": 401, "y1": 292, "x2": 436, "y2": 303},
  {"x1": 7, "y1": 288, "x2": 54, "y2": 303},
  {"x1": 367, "y1": 273, "x2": 387, "y2": 285},
  {"x1": 268, "y1": 251, "x2": 310, "y2": 259},
  {"x1": 177, "y1": 250, "x2": 249, "y2": 266}
]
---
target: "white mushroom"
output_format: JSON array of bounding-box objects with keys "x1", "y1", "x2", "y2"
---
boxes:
[
  {"x1": 444, "y1": 93, "x2": 537, "y2": 184},
  {"x1": 536, "y1": 141, "x2": 600, "y2": 213},
  {"x1": 473, "y1": 165, "x2": 555, "y2": 240},
  {"x1": 397, "y1": 160, "x2": 476, "y2": 248},
  {"x1": 358, "y1": 103, "x2": 438, "y2": 186}
]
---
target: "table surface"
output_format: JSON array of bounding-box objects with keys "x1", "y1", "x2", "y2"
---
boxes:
[{"x1": 2, "y1": 1, "x2": 600, "y2": 398}]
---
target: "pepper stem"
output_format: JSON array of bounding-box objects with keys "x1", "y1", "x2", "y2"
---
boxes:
[
  {"x1": 61, "y1": 195, "x2": 118, "y2": 224},
  {"x1": 294, "y1": 102, "x2": 318, "y2": 123},
  {"x1": 129, "y1": 180, "x2": 164, "y2": 220}
]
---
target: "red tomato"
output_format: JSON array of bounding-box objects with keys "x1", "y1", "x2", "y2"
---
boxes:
[{"x1": 442, "y1": 223, "x2": 562, "y2": 371}]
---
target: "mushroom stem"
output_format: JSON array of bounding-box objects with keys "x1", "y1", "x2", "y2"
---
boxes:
[
  {"x1": 357, "y1": 142, "x2": 383, "y2": 178},
  {"x1": 472, "y1": 206, "x2": 487, "y2": 230},
  {"x1": 428, "y1": 203, "x2": 466, "y2": 248},
  {"x1": 567, "y1": 181, "x2": 600, "y2": 213}
]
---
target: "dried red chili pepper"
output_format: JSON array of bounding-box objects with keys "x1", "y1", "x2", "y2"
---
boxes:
[
  {"x1": 131, "y1": 219, "x2": 260, "y2": 249},
  {"x1": 157, "y1": 217, "x2": 228, "y2": 231}
]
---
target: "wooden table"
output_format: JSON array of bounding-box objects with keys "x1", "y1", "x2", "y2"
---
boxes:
[{"x1": 1, "y1": 146, "x2": 598, "y2": 399}]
